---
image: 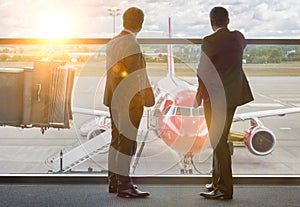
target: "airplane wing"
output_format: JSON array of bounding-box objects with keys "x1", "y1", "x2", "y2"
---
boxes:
[
  {"x1": 72, "y1": 106, "x2": 300, "y2": 122},
  {"x1": 233, "y1": 107, "x2": 300, "y2": 122},
  {"x1": 72, "y1": 107, "x2": 110, "y2": 117}
]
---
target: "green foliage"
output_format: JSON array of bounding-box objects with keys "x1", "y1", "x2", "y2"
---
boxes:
[
  {"x1": 0, "y1": 54, "x2": 9, "y2": 61},
  {"x1": 0, "y1": 45, "x2": 299, "y2": 65},
  {"x1": 144, "y1": 54, "x2": 187, "y2": 63},
  {"x1": 144, "y1": 54, "x2": 168, "y2": 63},
  {"x1": 53, "y1": 53, "x2": 71, "y2": 62},
  {"x1": 244, "y1": 46, "x2": 300, "y2": 64},
  {"x1": 0, "y1": 54, "x2": 36, "y2": 62},
  {"x1": 244, "y1": 47, "x2": 283, "y2": 63},
  {"x1": 287, "y1": 52, "x2": 300, "y2": 61}
]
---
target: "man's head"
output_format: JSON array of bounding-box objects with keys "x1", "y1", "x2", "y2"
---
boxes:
[
  {"x1": 123, "y1": 7, "x2": 144, "y2": 33},
  {"x1": 209, "y1": 6, "x2": 229, "y2": 31}
]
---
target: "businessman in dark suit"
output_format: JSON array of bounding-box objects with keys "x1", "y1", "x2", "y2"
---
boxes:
[
  {"x1": 103, "y1": 7, "x2": 155, "y2": 198},
  {"x1": 194, "y1": 6, "x2": 254, "y2": 199}
]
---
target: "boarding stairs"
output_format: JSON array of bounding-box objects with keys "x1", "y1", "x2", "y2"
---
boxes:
[
  {"x1": 47, "y1": 109, "x2": 151, "y2": 173},
  {"x1": 47, "y1": 126, "x2": 111, "y2": 173}
]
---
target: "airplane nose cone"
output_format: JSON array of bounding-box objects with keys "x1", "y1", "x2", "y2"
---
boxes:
[{"x1": 156, "y1": 88, "x2": 209, "y2": 155}]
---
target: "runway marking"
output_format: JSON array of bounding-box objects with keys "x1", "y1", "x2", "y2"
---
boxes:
[
  {"x1": 247, "y1": 103, "x2": 284, "y2": 107},
  {"x1": 279, "y1": 127, "x2": 292, "y2": 130},
  {"x1": 253, "y1": 92, "x2": 298, "y2": 107}
]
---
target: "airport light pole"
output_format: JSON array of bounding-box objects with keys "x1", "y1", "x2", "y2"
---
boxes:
[{"x1": 107, "y1": 8, "x2": 121, "y2": 37}]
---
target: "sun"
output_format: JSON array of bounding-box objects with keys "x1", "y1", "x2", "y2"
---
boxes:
[{"x1": 39, "y1": 10, "x2": 71, "y2": 38}]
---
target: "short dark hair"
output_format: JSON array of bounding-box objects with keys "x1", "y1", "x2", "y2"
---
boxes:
[
  {"x1": 209, "y1": 7, "x2": 229, "y2": 27},
  {"x1": 123, "y1": 7, "x2": 144, "y2": 31}
]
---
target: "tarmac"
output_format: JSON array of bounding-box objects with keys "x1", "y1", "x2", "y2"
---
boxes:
[
  {"x1": 0, "y1": 76, "x2": 300, "y2": 176},
  {"x1": 1, "y1": 75, "x2": 300, "y2": 207}
]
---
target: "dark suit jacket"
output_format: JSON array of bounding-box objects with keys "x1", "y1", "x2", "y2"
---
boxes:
[
  {"x1": 195, "y1": 28, "x2": 254, "y2": 108},
  {"x1": 103, "y1": 30, "x2": 155, "y2": 110}
]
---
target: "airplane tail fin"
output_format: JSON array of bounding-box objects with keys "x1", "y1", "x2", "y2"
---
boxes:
[{"x1": 167, "y1": 17, "x2": 175, "y2": 78}]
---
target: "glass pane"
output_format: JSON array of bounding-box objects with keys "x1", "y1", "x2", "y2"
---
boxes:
[{"x1": 0, "y1": 42, "x2": 299, "y2": 177}]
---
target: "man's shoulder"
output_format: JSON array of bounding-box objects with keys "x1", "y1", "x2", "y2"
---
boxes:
[
  {"x1": 202, "y1": 33, "x2": 214, "y2": 45},
  {"x1": 107, "y1": 33, "x2": 139, "y2": 52},
  {"x1": 231, "y1": 30, "x2": 245, "y2": 39},
  {"x1": 203, "y1": 29, "x2": 225, "y2": 42},
  {"x1": 203, "y1": 33, "x2": 214, "y2": 40},
  {"x1": 204, "y1": 29, "x2": 245, "y2": 43},
  {"x1": 202, "y1": 32, "x2": 218, "y2": 47},
  {"x1": 109, "y1": 32, "x2": 137, "y2": 44}
]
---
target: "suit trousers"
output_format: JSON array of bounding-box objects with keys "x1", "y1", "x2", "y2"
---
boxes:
[
  {"x1": 108, "y1": 106, "x2": 144, "y2": 189},
  {"x1": 204, "y1": 101, "x2": 236, "y2": 195}
]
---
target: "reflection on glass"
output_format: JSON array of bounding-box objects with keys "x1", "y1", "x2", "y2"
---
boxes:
[{"x1": 0, "y1": 42, "x2": 299, "y2": 176}]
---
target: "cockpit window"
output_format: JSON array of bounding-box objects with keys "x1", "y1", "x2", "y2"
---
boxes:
[
  {"x1": 164, "y1": 105, "x2": 204, "y2": 117},
  {"x1": 176, "y1": 107, "x2": 190, "y2": 116},
  {"x1": 192, "y1": 107, "x2": 204, "y2": 116},
  {"x1": 163, "y1": 105, "x2": 174, "y2": 116}
]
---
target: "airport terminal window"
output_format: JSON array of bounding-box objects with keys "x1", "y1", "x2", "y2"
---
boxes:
[{"x1": 0, "y1": 40, "x2": 299, "y2": 177}]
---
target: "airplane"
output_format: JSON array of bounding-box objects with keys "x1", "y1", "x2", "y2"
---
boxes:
[
  {"x1": 66, "y1": 18, "x2": 300, "y2": 175},
  {"x1": 71, "y1": 76, "x2": 300, "y2": 174}
]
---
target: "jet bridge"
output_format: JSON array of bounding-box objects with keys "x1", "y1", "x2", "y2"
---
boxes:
[{"x1": 0, "y1": 60, "x2": 76, "y2": 133}]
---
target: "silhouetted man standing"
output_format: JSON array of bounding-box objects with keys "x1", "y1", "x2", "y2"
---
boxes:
[
  {"x1": 195, "y1": 6, "x2": 254, "y2": 199},
  {"x1": 103, "y1": 7, "x2": 155, "y2": 198}
]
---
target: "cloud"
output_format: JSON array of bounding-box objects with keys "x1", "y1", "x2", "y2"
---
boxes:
[{"x1": 0, "y1": 0, "x2": 299, "y2": 38}]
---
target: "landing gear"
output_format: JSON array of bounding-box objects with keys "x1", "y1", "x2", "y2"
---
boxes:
[
  {"x1": 180, "y1": 155, "x2": 193, "y2": 174},
  {"x1": 228, "y1": 141, "x2": 234, "y2": 156}
]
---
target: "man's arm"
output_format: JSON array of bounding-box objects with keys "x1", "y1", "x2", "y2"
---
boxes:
[
  {"x1": 194, "y1": 37, "x2": 212, "y2": 107},
  {"x1": 123, "y1": 53, "x2": 155, "y2": 107}
]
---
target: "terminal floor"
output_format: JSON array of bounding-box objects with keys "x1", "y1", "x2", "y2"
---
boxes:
[{"x1": 0, "y1": 184, "x2": 299, "y2": 207}]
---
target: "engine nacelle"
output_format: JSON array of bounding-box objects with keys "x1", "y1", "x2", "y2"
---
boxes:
[{"x1": 244, "y1": 126, "x2": 276, "y2": 156}]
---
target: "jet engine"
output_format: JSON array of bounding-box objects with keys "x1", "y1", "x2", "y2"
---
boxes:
[{"x1": 244, "y1": 125, "x2": 276, "y2": 156}]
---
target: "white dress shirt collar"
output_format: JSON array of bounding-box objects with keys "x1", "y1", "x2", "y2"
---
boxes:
[
  {"x1": 214, "y1": 27, "x2": 226, "y2": 33},
  {"x1": 123, "y1": 29, "x2": 136, "y2": 36}
]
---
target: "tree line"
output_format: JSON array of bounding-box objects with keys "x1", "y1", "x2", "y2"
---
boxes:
[
  {"x1": 243, "y1": 46, "x2": 300, "y2": 64},
  {"x1": 144, "y1": 46, "x2": 300, "y2": 64},
  {"x1": 1, "y1": 45, "x2": 299, "y2": 64}
]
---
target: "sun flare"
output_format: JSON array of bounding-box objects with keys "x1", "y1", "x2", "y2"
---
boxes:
[{"x1": 39, "y1": 10, "x2": 71, "y2": 38}]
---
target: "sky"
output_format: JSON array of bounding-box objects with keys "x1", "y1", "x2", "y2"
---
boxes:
[{"x1": 0, "y1": 0, "x2": 299, "y2": 38}]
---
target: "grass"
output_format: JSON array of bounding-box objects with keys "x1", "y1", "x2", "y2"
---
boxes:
[
  {"x1": 243, "y1": 62, "x2": 300, "y2": 76},
  {"x1": 1, "y1": 61, "x2": 300, "y2": 77}
]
